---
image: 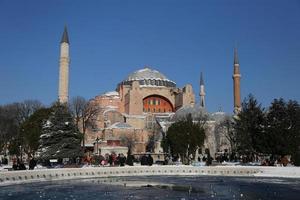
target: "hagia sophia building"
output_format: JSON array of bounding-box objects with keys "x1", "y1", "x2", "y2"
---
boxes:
[{"x1": 58, "y1": 27, "x2": 242, "y2": 158}]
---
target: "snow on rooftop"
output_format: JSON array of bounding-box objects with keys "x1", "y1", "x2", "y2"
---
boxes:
[
  {"x1": 107, "y1": 122, "x2": 134, "y2": 129},
  {"x1": 103, "y1": 107, "x2": 120, "y2": 114},
  {"x1": 103, "y1": 91, "x2": 119, "y2": 97},
  {"x1": 105, "y1": 105, "x2": 118, "y2": 109},
  {"x1": 124, "y1": 67, "x2": 175, "y2": 84},
  {"x1": 123, "y1": 114, "x2": 146, "y2": 119}
]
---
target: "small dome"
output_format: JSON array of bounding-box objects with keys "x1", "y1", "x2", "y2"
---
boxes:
[
  {"x1": 121, "y1": 67, "x2": 176, "y2": 88},
  {"x1": 211, "y1": 112, "x2": 227, "y2": 122},
  {"x1": 172, "y1": 104, "x2": 209, "y2": 121},
  {"x1": 108, "y1": 122, "x2": 133, "y2": 129}
]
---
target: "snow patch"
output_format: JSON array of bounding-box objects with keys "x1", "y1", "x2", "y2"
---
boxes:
[
  {"x1": 43, "y1": 120, "x2": 52, "y2": 128},
  {"x1": 103, "y1": 91, "x2": 119, "y2": 97},
  {"x1": 107, "y1": 122, "x2": 133, "y2": 129}
]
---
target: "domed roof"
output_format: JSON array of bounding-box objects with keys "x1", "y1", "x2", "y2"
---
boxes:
[
  {"x1": 127, "y1": 67, "x2": 168, "y2": 80},
  {"x1": 210, "y1": 112, "x2": 227, "y2": 122},
  {"x1": 121, "y1": 67, "x2": 176, "y2": 88},
  {"x1": 172, "y1": 104, "x2": 209, "y2": 121}
]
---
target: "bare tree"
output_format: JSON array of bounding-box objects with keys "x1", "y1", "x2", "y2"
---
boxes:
[
  {"x1": 0, "y1": 105, "x2": 19, "y2": 153},
  {"x1": 20, "y1": 100, "x2": 43, "y2": 121},
  {"x1": 145, "y1": 115, "x2": 161, "y2": 153},
  {"x1": 120, "y1": 134, "x2": 136, "y2": 154},
  {"x1": 69, "y1": 96, "x2": 100, "y2": 150},
  {"x1": 12, "y1": 100, "x2": 43, "y2": 125},
  {"x1": 215, "y1": 115, "x2": 237, "y2": 153},
  {"x1": 69, "y1": 96, "x2": 86, "y2": 128},
  {"x1": 0, "y1": 100, "x2": 42, "y2": 154}
]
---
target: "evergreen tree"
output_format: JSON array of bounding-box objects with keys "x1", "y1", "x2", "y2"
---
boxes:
[
  {"x1": 234, "y1": 94, "x2": 265, "y2": 156},
  {"x1": 166, "y1": 114, "x2": 206, "y2": 164},
  {"x1": 286, "y1": 100, "x2": 300, "y2": 165},
  {"x1": 265, "y1": 99, "x2": 300, "y2": 164},
  {"x1": 20, "y1": 107, "x2": 52, "y2": 156},
  {"x1": 37, "y1": 103, "x2": 83, "y2": 160},
  {"x1": 264, "y1": 99, "x2": 290, "y2": 156}
]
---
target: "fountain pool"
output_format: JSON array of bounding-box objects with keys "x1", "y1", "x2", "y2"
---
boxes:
[{"x1": 0, "y1": 176, "x2": 299, "y2": 200}]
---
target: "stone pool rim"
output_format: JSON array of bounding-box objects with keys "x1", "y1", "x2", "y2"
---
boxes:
[{"x1": 1, "y1": 165, "x2": 300, "y2": 186}]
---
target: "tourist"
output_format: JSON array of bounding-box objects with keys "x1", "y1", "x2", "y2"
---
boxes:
[
  {"x1": 126, "y1": 154, "x2": 134, "y2": 166},
  {"x1": 119, "y1": 153, "x2": 126, "y2": 166},
  {"x1": 29, "y1": 157, "x2": 37, "y2": 170},
  {"x1": 147, "y1": 154, "x2": 153, "y2": 166},
  {"x1": 18, "y1": 159, "x2": 26, "y2": 170},
  {"x1": 12, "y1": 157, "x2": 18, "y2": 170},
  {"x1": 108, "y1": 153, "x2": 117, "y2": 166},
  {"x1": 141, "y1": 154, "x2": 148, "y2": 165},
  {"x1": 2, "y1": 156, "x2": 8, "y2": 165},
  {"x1": 116, "y1": 154, "x2": 121, "y2": 166}
]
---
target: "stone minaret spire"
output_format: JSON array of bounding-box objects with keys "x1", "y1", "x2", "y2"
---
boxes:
[
  {"x1": 58, "y1": 26, "x2": 70, "y2": 104},
  {"x1": 233, "y1": 47, "x2": 241, "y2": 114},
  {"x1": 200, "y1": 72, "x2": 205, "y2": 108}
]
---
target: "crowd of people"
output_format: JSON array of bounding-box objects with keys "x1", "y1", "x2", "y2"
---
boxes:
[
  {"x1": 11, "y1": 157, "x2": 37, "y2": 170},
  {"x1": 1, "y1": 151, "x2": 293, "y2": 170},
  {"x1": 212, "y1": 151, "x2": 292, "y2": 167},
  {"x1": 140, "y1": 154, "x2": 153, "y2": 166},
  {"x1": 83, "y1": 152, "x2": 155, "y2": 167},
  {"x1": 0, "y1": 156, "x2": 37, "y2": 171}
]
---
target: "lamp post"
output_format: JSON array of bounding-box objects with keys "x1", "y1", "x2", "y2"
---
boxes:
[
  {"x1": 19, "y1": 145, "x2": 22, "y2": 160},
  {"x1": 95, "y1": 137, "x2": 100, "y2": 155}
]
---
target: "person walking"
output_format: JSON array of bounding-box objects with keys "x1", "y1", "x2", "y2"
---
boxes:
[
  {"x1": 147, "y1": 154, "x2": 153, "y2": 166},
  {"x1": 29, "y1": 157, "x2": 37, "y2": 170}
]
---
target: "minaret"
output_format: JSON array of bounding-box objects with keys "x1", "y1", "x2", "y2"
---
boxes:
[
  {"x1": 233, "y1": 47, "x2": 241, "y2": 114},
  {"x1": 58, "y1": 26, "x2": 70, "y2": 104},
  {"x1": 199, "y1": 72, "x2": 205, "y2": 108}
]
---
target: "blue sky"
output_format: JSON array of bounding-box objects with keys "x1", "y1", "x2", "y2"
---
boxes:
[{"x1": 0, "y1": 0, "x2": 299, "y2": 113}]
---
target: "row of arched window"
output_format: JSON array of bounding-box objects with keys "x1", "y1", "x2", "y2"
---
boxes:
[
  {"x1": 143, "y1": 108, "x2": 172, "y2": 113},
  {"x1": 121, "y1": 79, "x2": 175, "y2": 87}
]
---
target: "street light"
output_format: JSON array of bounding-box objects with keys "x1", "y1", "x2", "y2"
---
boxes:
[
  {"x1": 19, "y1": 145, "x2": 22, "y2": 160},
  {"x1": 95, "y1": 137, "x2": 100, "y2": 155}
]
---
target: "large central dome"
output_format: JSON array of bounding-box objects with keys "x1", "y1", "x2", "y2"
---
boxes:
[{"x1": 121, "y1": 67, "x2": 176, "y2": 87}]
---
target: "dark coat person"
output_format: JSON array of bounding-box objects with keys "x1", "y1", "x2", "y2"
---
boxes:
[
  {"x1": 3, "y1": 157, "x2": 8, "y2": 165},
  {"x1": 119, "y1": 154, "x2": 126, "y2": 166},
  {"x1": 126, "y1": 155, "x2": 134, "y2": 166},
  {"x1": 18, "y1": 159, "x2": 26, "y2": 170},
  {"x1": 29, "y1": 157, "x2": 37, "y2": 170},
  {"x1": 12, "y1": 158, "x2": 18, "y2": 170},
  {"x1": 147, "y1": 154, "x2": 153, "y2": 166},
  {"x1": 141, "y1": 154, "x2": 148, "y2": 165}
]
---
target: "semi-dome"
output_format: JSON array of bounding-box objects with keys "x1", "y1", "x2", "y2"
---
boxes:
[
  {"x1": 172, "y1": 104, "x2": 209, "y2": 121},
  {"x1": 120, "y1": 67, "x2": 176, "y2": 87},
  {"x1": 211, "y1": 112, "x2": 227, "y2": 122}
]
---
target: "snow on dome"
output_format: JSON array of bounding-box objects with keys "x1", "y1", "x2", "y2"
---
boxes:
[
  {"x1": 172, "y1": 104, "x2": 209, "y2": 121},
  {"x1": 121, "y1": 67, "x2": 176, "y2": 88},
  {"x1": 103, "y1": 91, "x2": 119, "y2": 96},
  {"x1": 126, "y1": 67, "x2": 168, "y2": 81},
  {"x1": 211, "y1": 112, "x2": 227, "y2": 122}
]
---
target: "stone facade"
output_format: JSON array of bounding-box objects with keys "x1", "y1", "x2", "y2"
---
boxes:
[
  {"x1": 83, "y1": 67, "x2": 233, "y2": 158},
  {"x1": 85, "y1": 67, "x2": 195, "y2": 154}
]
